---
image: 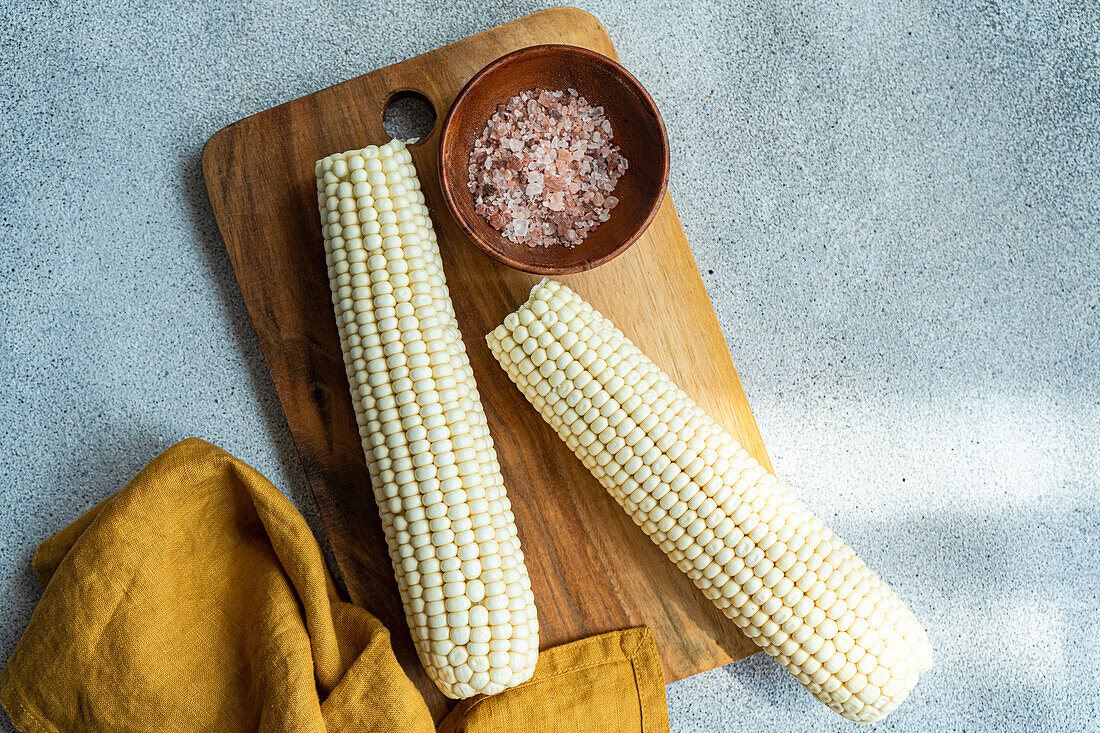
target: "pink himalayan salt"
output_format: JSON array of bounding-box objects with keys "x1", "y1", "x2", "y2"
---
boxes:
[{"x1": 467, "y1": 87, "x2": 627, "y2": 248}]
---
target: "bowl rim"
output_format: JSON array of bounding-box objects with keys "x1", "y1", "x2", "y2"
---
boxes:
[{"x1": 438, "y1": 43, "x2": 670, "y2": 275}]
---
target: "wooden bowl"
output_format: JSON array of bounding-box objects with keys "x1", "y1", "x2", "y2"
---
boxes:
[{"x1": 439, "y1": 45, "x2": 669, "y2": 275}]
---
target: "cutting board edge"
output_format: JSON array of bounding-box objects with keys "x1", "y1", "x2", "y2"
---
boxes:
[{"x1": 200, "y1": 7, "x2": 614, "y2": 174}]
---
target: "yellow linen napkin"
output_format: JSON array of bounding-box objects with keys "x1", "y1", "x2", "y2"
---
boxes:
[{"x1": 1, "y1": 438, "x2": 669, "y2": 733}]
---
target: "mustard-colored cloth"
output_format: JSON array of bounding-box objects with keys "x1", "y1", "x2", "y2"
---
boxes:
[
  {"x1": 439, "y1": 627, "x2": 669, "y2": 733},
  {"x1": 1, "y1": 438, "x2": 669, "y2": 733}
]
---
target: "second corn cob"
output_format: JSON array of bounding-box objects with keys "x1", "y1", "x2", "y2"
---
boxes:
[
  {"x1": 486, "y1": 279, "x2": 931, "y2": 722},
  {"x1": 317, "y1": 140, "x2": 538, "y2": 698}
]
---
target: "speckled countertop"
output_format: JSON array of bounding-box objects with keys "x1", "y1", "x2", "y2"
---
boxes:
[{"x1": 1, "y1": 1, "x2": 1097, "y2": 731}]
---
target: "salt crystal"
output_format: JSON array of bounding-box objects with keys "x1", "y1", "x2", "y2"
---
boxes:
[{"x1": 543, "y1": 173, "x2": 568, "y2": 191}]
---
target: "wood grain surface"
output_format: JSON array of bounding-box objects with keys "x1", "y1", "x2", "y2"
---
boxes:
[{"x1": 202, "y1": 7, "x2": 769, "y2": 720}]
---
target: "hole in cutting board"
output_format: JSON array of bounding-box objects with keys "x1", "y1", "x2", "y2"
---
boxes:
[{"x1": 382, "y1": 91, "x2": 436, "y2": 143}]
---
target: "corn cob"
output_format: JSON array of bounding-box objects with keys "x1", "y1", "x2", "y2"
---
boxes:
[
  {"x1": 486, "y1": 279, "x2": 931, "y2": 722},
  {"x1": 316, "y1": 140, "x2": 538, "y2": 698}
]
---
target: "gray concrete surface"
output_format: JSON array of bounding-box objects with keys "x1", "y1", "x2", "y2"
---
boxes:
[{"x1": 1, "y1": 1, "x2": 1097, "y2": 730}]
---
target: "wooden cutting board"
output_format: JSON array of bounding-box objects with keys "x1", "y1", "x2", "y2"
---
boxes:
[{"x1": 203, "y1": 7, "x2": 769, "y2": 720}]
